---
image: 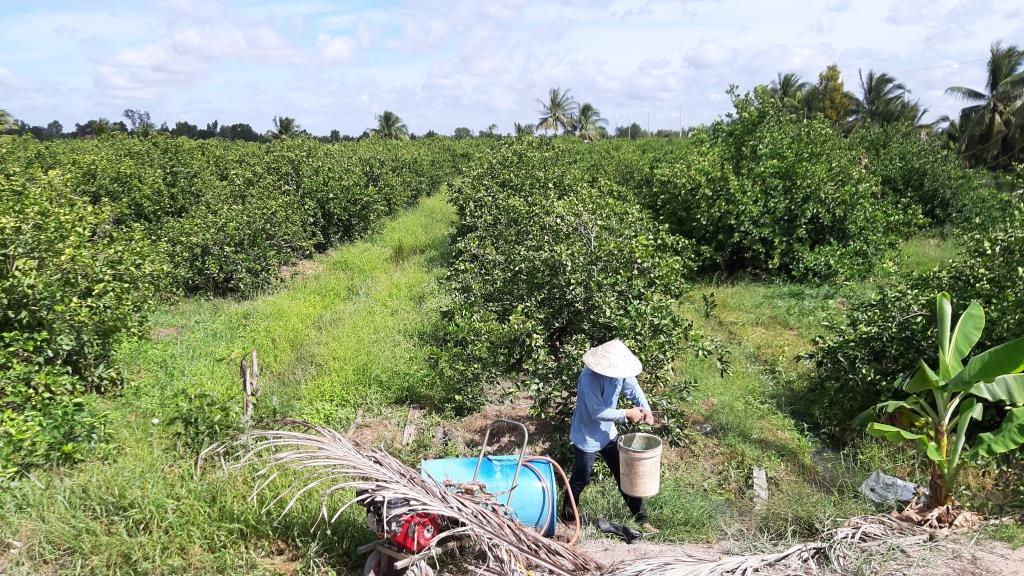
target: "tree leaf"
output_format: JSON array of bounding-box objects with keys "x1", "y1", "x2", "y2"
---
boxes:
[
  {"x1": 867, "y1": 422, "x2": 925, "y2": 445},
  {"x1": 944, "y1": 86, "x2": 988, "y2": 102},
  {"x1": 904, "y1": 360, "x2": 941, "y2": 393},
  {"x1": 936, "y1": 292, "x2": 953, "y2": 380},
  {"x1": 856, "y1": 399, "x2": 926, "y2": 427},
  {"x1": 968, "y1": 407, "x2": 1024, "y2": 460},
  {"x1": 950, "y1": 336, "x2": 1024, "y2": 389},
  {"x1": 950, "y1": 398, "x2": 982, "y2": 471},
  {"x1": 951, "y1": 300, "x2": 984, "y2": 364},
  {"x1": 969, "y1": 374, "x2": 1024, "y2": 404}
]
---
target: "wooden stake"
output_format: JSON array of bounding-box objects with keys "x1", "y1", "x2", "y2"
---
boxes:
[
  {"x1": 241, "y1": 349, "x2": 259, "y2": 426},
  {"x1": 346, "y1": 409, "x2": 364, "y2": 437},
  {"x1": 402, "y1": 405, "x2": 422, "y2": 445},
  {"x1": 753, "y1": 467, "x2": 769, "y2": 509}
]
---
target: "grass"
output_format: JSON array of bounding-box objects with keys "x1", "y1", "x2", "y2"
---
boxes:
[
  {"x1": 580, "y1": 281, "x2": 871, "y2": 543},
  {"x1": 895, "y1": 234, "x2": 961, "y2": 275},
  {"x1": 0, "y1": 195, "x2": 457, "y2": 575},
  {"x1": 3, "y1": 196, "x2": 1012, "y2": 573}
]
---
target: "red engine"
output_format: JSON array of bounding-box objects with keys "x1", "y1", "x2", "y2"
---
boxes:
[
  {"x1": 390, "y1": 512, "x2": 441, "y2": 553},
  {"x1": 359, "y1": 491, "x2": 443, "y2": 554}
]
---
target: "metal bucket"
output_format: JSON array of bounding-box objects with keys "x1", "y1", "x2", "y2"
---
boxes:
[{"x1": 617, "y1": 433, "x2": 662, "y2": 497}]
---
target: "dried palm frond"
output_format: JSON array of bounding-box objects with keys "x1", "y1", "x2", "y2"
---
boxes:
[
  {"x1": 210, "y1": 419, "x2": 600, "y2": 576},
  {"x1": 604, "y1": 515, "x2": 930, "y2": 576},
  {"x1": 209, "y1": 420, "x2": 944, "y2": 576}
]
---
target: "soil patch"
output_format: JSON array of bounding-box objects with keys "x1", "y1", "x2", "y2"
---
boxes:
[
  {"x1": 576, "y1": 532, "x2": 1024, "y2": 575},
  {"x1": 151, "y1": 326, "x2": 181, "y2": 339},
  {"x1": 278, "y1": 257, "x2": 327, "y2": 282},
  {"x1": 256, "y1": 539, "x2": 302, "y2": 576}
]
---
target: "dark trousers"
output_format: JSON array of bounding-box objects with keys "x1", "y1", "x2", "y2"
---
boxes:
[{"x1": 566, "y1": 439, "x2": 647, "y2": 523}]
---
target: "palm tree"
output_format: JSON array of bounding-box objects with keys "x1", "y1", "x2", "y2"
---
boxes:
[
  {"x1": 769, "y1": 73, "x2": 810, "y2": 115},
  {"x1": 537, "y1": 88, "x2": 578, "y2": 135},
  {"x1": 575, "y1": 102, "x2": 607, "y2": 142},
  {"x1": 270, "y1": 116, "x2": 301, "y2": 139},
  {"x1": 946, "y1": 42, "x2": 1024, "y2": 167},
  {"x1": 90, "y1": 118, "x2": 112, "y2": 137},
  {"x1": 0, "y1": 109, "x2": 15, "y2": 132},
  {"x1": 513, "y1": 122, "x2": 535, "y2": 137},
  {"x1": 370, "y1": 110, "x2": 409, "y2": 140},
  {"x1": 852, "y1": 69, "x2": 921, "y2": 124}
]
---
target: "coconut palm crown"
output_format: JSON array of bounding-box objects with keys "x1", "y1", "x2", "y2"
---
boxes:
[
  {"x1": 852, "y1": 69, "x2": 924, "y2": 125},
  {"x1": 575, "y1": 102, "x2": 607, "y2": 142},
  {"x1": 270, "y1": 116, "x2": 301, "y2": 139},
  {"x1": 537, "y1": 88, "x2": 578, "y2": 135},
  {"x1": 770, "y1": 72, "x2": 810, "y2": 115},
  {"x1": 371, "y1": 110, "x2": 410, "y2": 140},
  {"x1": 945, "y1": 42, "x2": 1024, "y2": 167}
]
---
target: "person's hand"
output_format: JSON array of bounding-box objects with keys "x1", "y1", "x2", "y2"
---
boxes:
[
  {"x1": 642, "y1": 410, "x2": 655, "y2": 426},
  {"x1": 624, "y1": 407, "x2": 644, "y2": 423}
]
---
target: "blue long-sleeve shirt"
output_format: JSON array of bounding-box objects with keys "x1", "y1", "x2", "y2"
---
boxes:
[{"x1": 569, "y1": 367, "x2": 651, "y2": 453}]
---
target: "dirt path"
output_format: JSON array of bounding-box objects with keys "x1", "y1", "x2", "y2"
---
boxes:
[
  {"x1": 579, "y1": 537, "x2": 725, "y2": 565},
  {"x1": 574, "y1": 532, "x2": 1024, "y2": 575}
]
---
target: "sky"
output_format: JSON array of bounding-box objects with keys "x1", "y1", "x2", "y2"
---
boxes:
[{"x1": 1, "y1": 0, "x2": 1022, "y2": 136}]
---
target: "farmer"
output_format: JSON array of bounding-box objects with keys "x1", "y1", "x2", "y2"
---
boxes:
[{"x1": 563, "y1": 338, "x2": 657, "y2": 532}]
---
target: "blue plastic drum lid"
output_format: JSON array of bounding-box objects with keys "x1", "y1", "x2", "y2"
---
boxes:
[{"x1": 420, "y1": 456, "x2": 556, "y2": 537}]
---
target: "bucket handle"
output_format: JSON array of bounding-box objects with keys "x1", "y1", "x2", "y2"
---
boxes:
[{"x1": 472, "y1": 419, "x2": 529, "y2": 508}]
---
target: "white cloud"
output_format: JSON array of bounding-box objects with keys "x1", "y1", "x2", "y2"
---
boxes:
[
  {"x1": 94, "y1": 64, "x2": 160, "y2": 100},
  {"x1": 170, "y1": 25, "x2": 303, "y2": 62},
  {"x1": 685, "y1": 43, "x2": 732, "y2": 69},
  {"x1": 0, "y1": 67, "x2": 15, "y2": 90},
  {"x1": 395, "y1": 18, "x2": 449, "y2": 51},
  {"x1": 317, "y1": 33, "x2": 355, "y2": 63},
  {"x1": 2, "y1": 0, "x2": 1021, "y2": 134},
  {"x1": 95, "y1": 22, "x2": 306, "y2": 100}
]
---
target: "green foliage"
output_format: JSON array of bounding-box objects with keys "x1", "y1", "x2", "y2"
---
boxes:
[
  {"x1": 0, "y1": 135, "x2": 472, "y2": 477},
  {"x1": 863, "y1": 293, "x2": 1024, "y2": 506},
  {"x1": 806, "y1": 64, "x2": 853, "y2": 124},
  {"x1": 945, "y1": 42, "x2": 1024, "y2": 169},
  {"x1": 436, "y1": 138, "x2": 695, "y2": 426},
  {"x1": 849, "y1": 123, "x2": 984, "y2": 227},
  {"x1": 0, "y1": 196, "x2": 458, "y2": 575},
  {"x1": 1, "y1": 363, "x2": 108, "y2": 481},
  {"x1": 168, "y1": 389, "x2": 240, "y2": 453},
  {"x1": 810, "y1": 206, "x2": 1024, "y2": 443},
  {"x1": 0, "y1": 163, "x2": 166, "y2": 478},
  {"x1": 648, "y1": 88, "x2": 899, "y2": 281}
]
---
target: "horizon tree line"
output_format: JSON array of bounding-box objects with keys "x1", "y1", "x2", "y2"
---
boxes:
[
  {"x1": 766, "y1": 41, "x2": 1024, "y2": 169},
  {"x1": 3, "y1": 40, "x2": 1022, "y2": 167}
]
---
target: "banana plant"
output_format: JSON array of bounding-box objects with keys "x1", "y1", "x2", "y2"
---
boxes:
[{"x1": 863, "y1": 292, "x2": 1024, "y2": 507}]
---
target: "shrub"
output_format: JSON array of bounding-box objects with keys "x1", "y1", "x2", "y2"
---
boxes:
[
  {"x1": 436, "y1": 138, "x2": 695, "y2": 424},
  {"x1": 161, "y1": 187, "x2": 315, "y2": 296},
  {"x1": 168, "y1": 389, "x2": 240, "y2": 454},
  {"x1": 0, "y1": 165, "x2": 167, "y2": 478},
  {"x1": 0, "y1": 361, "x2": 108, "y2": 481},
  {"x1": 648, "y1": 87, "x2": 901, "y2": 281},
  {"x1": 809, "y1": 204, "x2": 1024, "y2": 443},
  {"x1": 849, "y1": 123, "x2": 982, "y2": 227},
  {"x1": 0, "y1": 166, "x2": 169, "y2": 389},
  {"x1": 0, "y1": 134, "x2": 475, "y2": 475},
  {"x1": 566, "y1": 137, "x2": 690, "y2": 204}
]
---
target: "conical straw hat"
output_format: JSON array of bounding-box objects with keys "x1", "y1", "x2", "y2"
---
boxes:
[{"x1": 583, "y1": 339, "x2": 643, "y2": 378}]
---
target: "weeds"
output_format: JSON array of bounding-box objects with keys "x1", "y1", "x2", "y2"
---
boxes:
[{"x1": 0, "y1": 196, "x2": 457, "y2": 575}]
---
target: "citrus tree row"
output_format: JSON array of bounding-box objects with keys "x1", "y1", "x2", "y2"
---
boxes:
[{"x1": 0, "y1": 134, "x2": 478, "y2": 479}]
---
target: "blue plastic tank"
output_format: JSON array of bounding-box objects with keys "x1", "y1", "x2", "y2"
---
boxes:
[{"x1": 420, "y1": 456, "x2": 556, "y2": 537}]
